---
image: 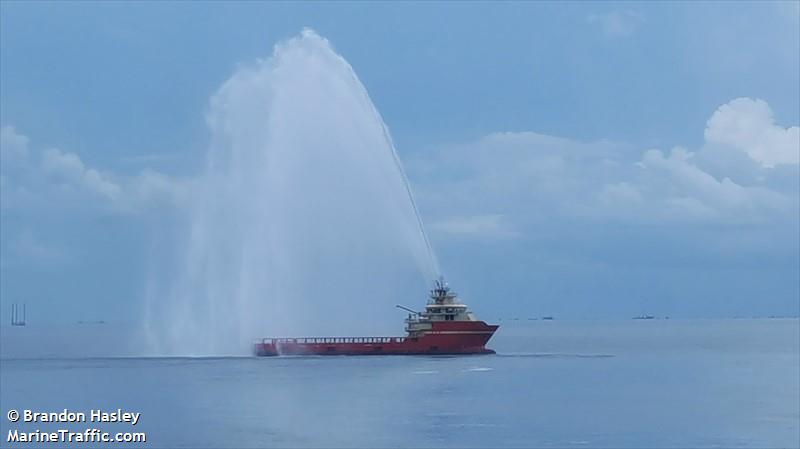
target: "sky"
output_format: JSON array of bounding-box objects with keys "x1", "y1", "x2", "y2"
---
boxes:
[{"x1": 1, "y1": 1, "x2": 799, "y2": 324}]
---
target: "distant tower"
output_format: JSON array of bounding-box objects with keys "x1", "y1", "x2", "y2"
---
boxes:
[{"x1": 11, "y1": 303, "x2": 26, "y2": 326}]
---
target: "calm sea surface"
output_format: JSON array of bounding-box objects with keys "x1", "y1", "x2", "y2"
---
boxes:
[{"x1": 1, "y1": 319, "x2": 798, "y2": 448}]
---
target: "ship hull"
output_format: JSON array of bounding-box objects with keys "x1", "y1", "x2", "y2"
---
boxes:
[{"x1": 254, "y1": 321, "x2": 498, "y2": 356}]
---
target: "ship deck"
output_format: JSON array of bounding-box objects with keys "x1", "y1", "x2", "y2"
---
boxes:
[{"x1": 258, "y1": 336, "x2": 409, "y2": 345}]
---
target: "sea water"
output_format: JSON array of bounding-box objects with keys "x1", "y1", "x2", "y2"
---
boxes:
[{"x1": 1, "y1": 318, "x2": 798, "y2": 448}]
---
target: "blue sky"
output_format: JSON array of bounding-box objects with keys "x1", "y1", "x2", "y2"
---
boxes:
[{"x1": 1, "y1": 1, "x2": 798, "y2": 323}]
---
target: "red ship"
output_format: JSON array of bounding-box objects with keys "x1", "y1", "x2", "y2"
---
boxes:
[{"x1": 254, "y1": 279, "x2": 498, "y2": 356}]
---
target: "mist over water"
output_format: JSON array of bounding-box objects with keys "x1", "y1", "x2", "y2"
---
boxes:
[{"x1": 144, "y1": 29, "x2": 439, "y2": 355}]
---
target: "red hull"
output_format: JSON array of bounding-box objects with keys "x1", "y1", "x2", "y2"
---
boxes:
[{"x1": 254, "y1": 321, "x2": 498, "y2": 356}]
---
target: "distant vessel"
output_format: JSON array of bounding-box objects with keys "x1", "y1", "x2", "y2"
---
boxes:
[
  {"x1": 633, "y1": 315, "x2": 655, "y2": 320},
  {"x1": 254, "y1": 278, "x2": 498, "y2": 356}
]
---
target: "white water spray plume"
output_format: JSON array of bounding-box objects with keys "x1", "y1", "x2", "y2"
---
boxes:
[{"x1": 143, "y1": 29, "x2": 440, "y2": 356}]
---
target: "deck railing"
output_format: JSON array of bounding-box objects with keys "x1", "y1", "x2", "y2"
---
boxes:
[{"x1": 257, "y1": 336, "x2": 407, "y2": 345}]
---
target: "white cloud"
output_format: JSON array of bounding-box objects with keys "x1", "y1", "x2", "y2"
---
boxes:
[
  {"x1": 132, "y1": 168, "x2": 189, "y2": 209},
  {"x1": 1, "y1": 127, "x2": 187, "y2": 215},
  {"x1": 410, "y1": 97, "x2": 797, "y2": 237},
  {"x1": 624, "y1": 146, "x2": 789, "y2": 222},
  {"x1": 1, "y1": 125, "x2": 30, "y2": 166},
  {"x1": 119, "y1": 153, "x2": 181, "y2": 165},
  {"x1": 429, "y1": 214, "x2": 520, "y2": 239},
  {"x1": 705, "y1": 97, "x2": 799, "y2": 168},
  {"x1": 42, "y1": 148, "x2": 123, "y2": 201},
  {"x1": 11, "y1": 229, "x2": 64, "y2": 264},
  {"x1": 3, "y1": 96, "x2": 796, "y2": 259},
  {"x1": 586, "y1": 10, "x2": 645, "y2": 38}
]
